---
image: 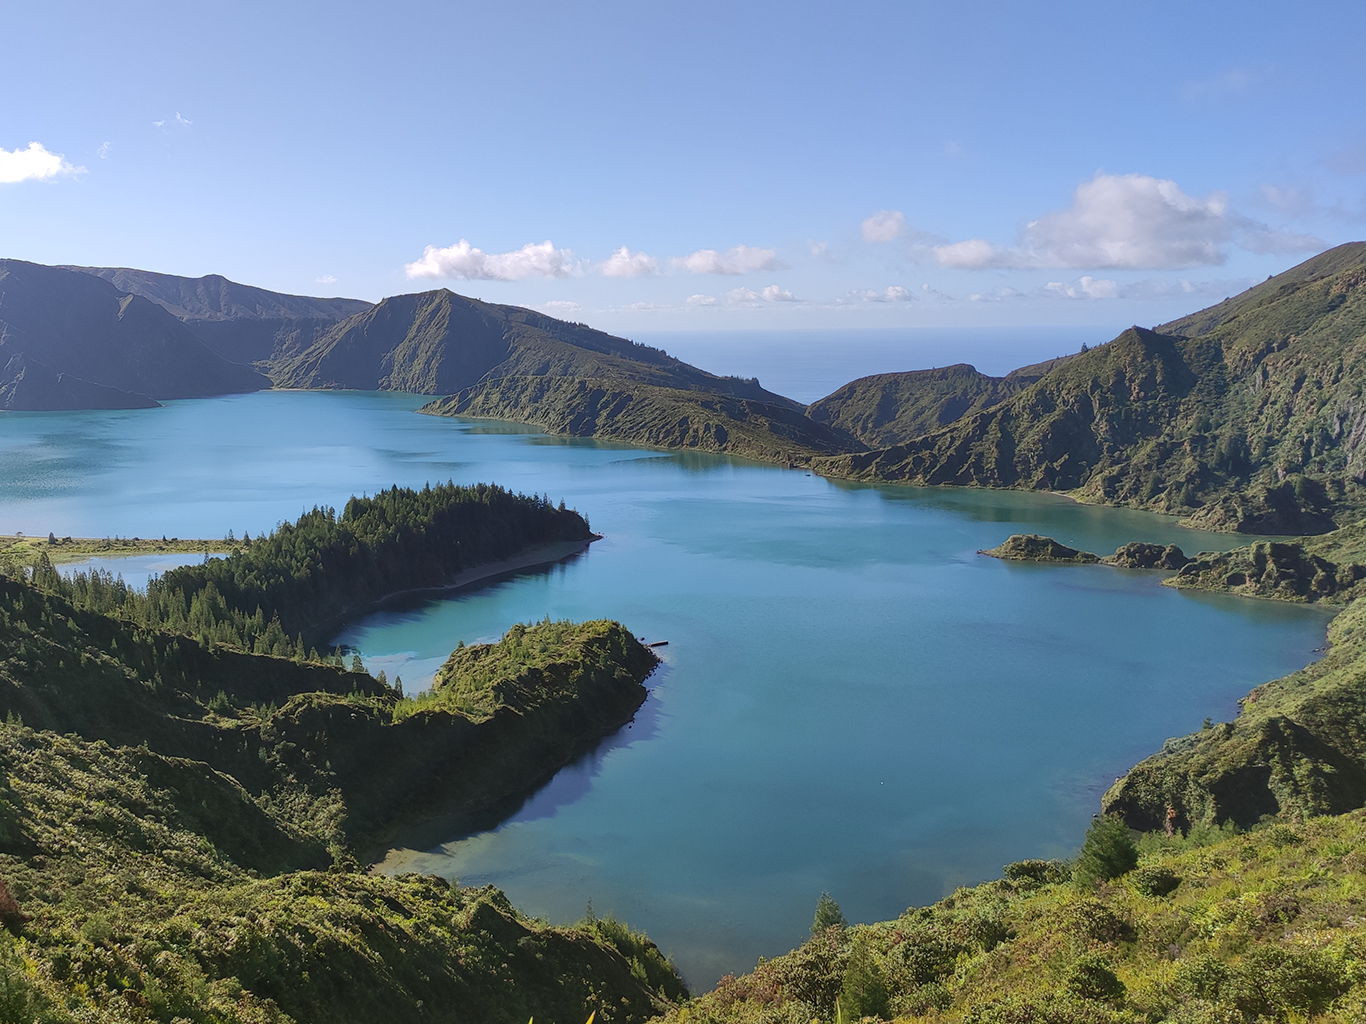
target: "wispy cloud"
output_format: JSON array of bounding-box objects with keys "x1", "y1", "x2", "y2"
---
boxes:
[
  {"x1": 315, "y1": 274, "x2": 338, "y2": 285},
  {"x1": 405, "y1": 239, "x2": 577, "y2": 281},
  {"x1": 673, "y1": 245, "x2": 782, "y2": 275},
  {"x1": 600, "y1": 247, "x2": 658, "y2": 277},
  {"x1": 1325, "y1": 140, "x2": 1366, "y2": 178},
  {"x1": 542, "y1": 300, "x2": 582, "y2": 315},
  {"x1": 1042, "y1": 276, "x2": 1120, "y2": 300},
  {"x1": 97, "y1": 141, "x2": 111, "y2": 160},
  {"x1": 0, "y1": 142, "x2": 82, "y2": 184},
  {"x1": 933, "y1": 173, "x2": 1325, "y2": 271},
  {"x1": 861, "y1": 210, "x2": 906, "y2": 243}
]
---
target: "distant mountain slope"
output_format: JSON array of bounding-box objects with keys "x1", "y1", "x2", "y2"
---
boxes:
[
  {"x1": 66, "y1": 264, "x2": 372, "y2": 365},
  {"x1": 815, "y1": 243, "x2": 1366, "y2": 534},
  {"x1": 422, "y1": 375, "x2": 862, "y2": 463},
  {"x1": 0, "y1": 353, "x2": 158, "y2": 411},
  {"x1": 806, "y1": 357, "x2": 1075, "y2": 448},
  {"x1": 274, "y1": 287, "x2": 801, "y2": 405},
  {"x1": 0, "y1": 260, "x2": 267, "y2": 404}
]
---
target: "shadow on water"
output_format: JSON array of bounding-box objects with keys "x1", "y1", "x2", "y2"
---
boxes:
[
  {"x1": 381, "y1": 678, "x2": 667, "y2": 857},
  {"x1": 330, "y1": 548, "x2": 593, "y2": 653}
]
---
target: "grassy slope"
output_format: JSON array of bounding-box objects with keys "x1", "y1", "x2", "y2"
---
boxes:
[
  {"x1": 813, "y1": 244, "x2": 1366, "y2": 534},
  {"x1": 0, "y1": 568, "x2": 681, "y2": 1021},
  {"x1": 805, "y1": 359, "x2": 1076, "y2": 450},
  {"x1": 662, "y1": 813, "x2": 1366, "y2": 1024},
  {"x1": 0, "y1": 261, "x2": 267, "y2": 402},
  {"x1": 0, "y1": 724, "x2": 682, "y2": 1024},
  {"x1": 421, "y1": 375, "x2": 861, "y2": 464},
  {"x1": 271, "y1": 289, "x2": 797, "y2": 407}
]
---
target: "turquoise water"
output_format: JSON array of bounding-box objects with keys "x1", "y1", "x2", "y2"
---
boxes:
[{"x1": 0, "y1": 391, "x2": 1333, "y2": 988}]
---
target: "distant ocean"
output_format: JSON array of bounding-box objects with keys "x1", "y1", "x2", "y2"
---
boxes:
[{"x1": 633, "y1": 326, "x2": 1129, "y2": 405}]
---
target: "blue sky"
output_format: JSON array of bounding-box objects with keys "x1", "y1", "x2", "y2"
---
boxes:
[{"x1": 2, "y1": 0, "x2": 1364, "y2": 333}]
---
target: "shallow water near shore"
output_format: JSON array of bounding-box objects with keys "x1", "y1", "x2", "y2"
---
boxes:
[{"x1": 0, "y1": 390, "x2": 1334, "y2": 988}]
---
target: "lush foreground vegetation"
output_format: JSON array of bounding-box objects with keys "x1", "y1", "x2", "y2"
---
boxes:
[
  {"x1": 0, "y1": 540, "x2": 676, "y2": 1022},
  {"x1": 667, "y1": 812, "x2": 1366, "y2": 1024}
]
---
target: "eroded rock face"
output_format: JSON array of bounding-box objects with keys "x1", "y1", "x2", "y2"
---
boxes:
[
  {"x1": 1169, "y1": 541, "x2": 1366, "y2": 603},
  {"x1": 980, "y1": 534, "x2": 1099, "y2": 563},
  {"x1": 1102, "y1": 542, "x2": 1190, "y2": 570}
]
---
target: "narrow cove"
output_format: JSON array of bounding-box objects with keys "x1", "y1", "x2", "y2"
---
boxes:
[{"x1": 0, "y1": 391, "x2": 1334, "y2": 989}]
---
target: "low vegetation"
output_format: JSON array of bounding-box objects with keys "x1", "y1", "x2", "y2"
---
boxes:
[{"x1": 664, "y1": 812, "x2": 1366, "y2": 1023}]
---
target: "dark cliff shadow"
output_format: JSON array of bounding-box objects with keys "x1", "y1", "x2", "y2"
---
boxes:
[{"x1": 378, "y1": 669, "x2": 668, "y2": 858}]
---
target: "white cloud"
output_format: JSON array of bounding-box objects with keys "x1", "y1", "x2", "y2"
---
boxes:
[
  {"x1": 672, "y1": 245, "x2": 781, "y2": 275},
  {"x1": 600, "y1": 246, "x2": 658, "y2": 277},
  {"x1": 542, "y1": 300, "x2": 581, "y2": 315},
  {"x1": 315, "y1": 274, "x2": 338, "y2": 285},
  {"x1": 967, "y1": 287, "x2": 1026, "y2": 302},
  {"x1": 97, "y1": 141, "x2": 111, "y2": 160},
  {"x1": 859, "y1": 285, "x2": 914, "y2": 302},
  {"x1": 934, "y1": 173, "x2": 1324, "y2": 271},
  {"x1": 726, "y1": 287, "x2": 761, "y2": 305},
  {"x1": 861, "y1": 209, "x2": 906, "y2": 243},
  {"x1": 933, "y1": 238, "x2": 1017, "y2": 269},
  {"x1": 0, "y1": 142, "x2": 81, "y2": 184},
  {"x1": 762, "y1": 285, "x2": 798, "y2": 302},
  {"x1": 686, "y1": 293, "x2": 718, "y2": 306},
  {"x1": 405, "y1": 239, "x2": 576, "y2": 281},
  {"x1": 175, "y1": 112, "x2": 192, "y2": 127},
  {"x1": 1043, "y1": 276, "x2": 1121, "y2": 300}
]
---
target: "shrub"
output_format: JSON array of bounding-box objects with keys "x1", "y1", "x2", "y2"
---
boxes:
[
  {"x1": 1065, "y1": 952, "x2": 1126, "y2": 1004},
  {"x1": 812, "y1": 892, "x2": 847, "y2": 934},
  {"x1": 1074, "y1": 816, "x2": 1138, "y2": 886},
  {"x1": 1128, "y1": 865, "x2": 1181, "y2": 898},
  {"x1": 1004, "y1": 859, "x2": 1071, "y2": 887}
]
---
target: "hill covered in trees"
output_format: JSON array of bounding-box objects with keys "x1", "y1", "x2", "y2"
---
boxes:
[{"x1": 30, "y1": 481, "x2": 592, "y2": 654}]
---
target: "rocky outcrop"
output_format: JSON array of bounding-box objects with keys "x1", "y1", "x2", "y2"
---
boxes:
[
  {"x1": 979, "y1": 534, "x2": 1099, "y2": 563},
  {"x1": 1102, "y1": 542, "x2": 1190, "y2": 569},
  {"x1": 1168, "y1": 540, "x2": 1366, "y2": 603}
]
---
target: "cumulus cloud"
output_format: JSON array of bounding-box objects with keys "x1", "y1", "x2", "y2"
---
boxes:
[
  {"x1": 686, "y1": 293, "x2": 718, "y2": 306},
  {"x1": 672, "y1": 245, "x2": 782, "y2": 275},
  {"x1": 860, "y1": 285, "x2": 914, "y2": 302},
  {"x1": 762, "y1": 285, "x2": 798, "y2": 302},
  {"x1": 405, "y1": 239, "x2": 576, "y2": 281},
  {"x1": 861, "y1": 210, "x2": 906, "y2": 242},
  {"x1": 1043, "y1": 276, "x2": 1120, "y2": 300},
  {"x1": 934, "y1": 173, "x2": 1324, "y2": 271},
  {"x1": 315, "y1": 274, "x2": 338, "y2": 285},
  {"x1": 0, "y1": 142, "x2": 81, "y2": 184},
  {"x1": 600, "y1": 246, "x2": 658, "y2": 277},
  {"x1": 727, "y1": 287, "x2": 760, "y2": 305}
]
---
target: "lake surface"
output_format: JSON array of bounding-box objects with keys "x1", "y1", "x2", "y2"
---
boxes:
[{"x1": 0, "y1": 390, "x2": 1333, "y2": 987}]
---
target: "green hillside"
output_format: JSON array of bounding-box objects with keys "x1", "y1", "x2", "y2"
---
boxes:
[
  {"x1": 0, "y1": 261, "x2": 267, "y2": 405},
  {"x1": 659, "y1": 811, "x2": 1366, "y2": 1023},
  {"x1": 65, "y1": 265, "x2": 372, "y2": 366},
  {"x1": 0, "y1": 556, "x2": 678, "y2": 1022},
  {"x1": 272, "y1": 288, "x2": 799, "y2": 405},
  {"x1": 421, "y1": 375, "x2": 861, "y2": 463},
  {"x1": 805, "y1": 358, "x2": 1073, "y2": 449},
  {"x1": 814, "y1": 244, "x2": 1366, "y2": 535}
]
